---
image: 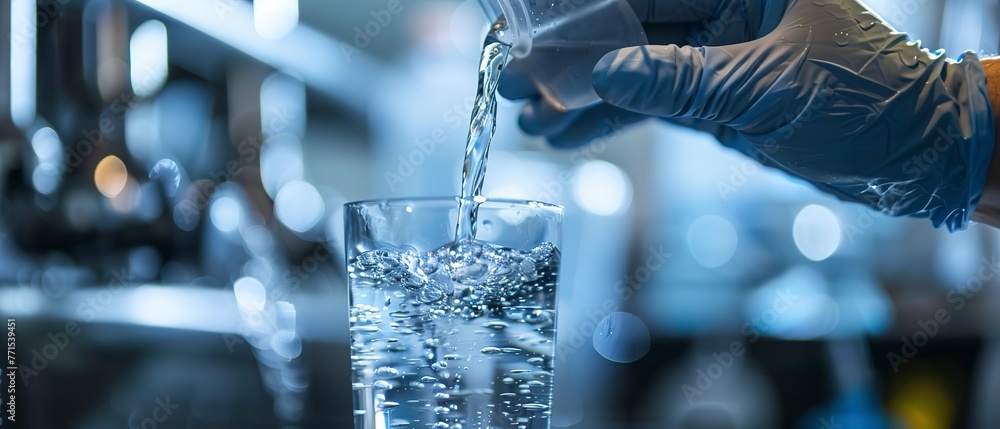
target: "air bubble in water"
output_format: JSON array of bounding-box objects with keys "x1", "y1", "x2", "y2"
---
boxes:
[
  {"x1": 401, "y1": 272, "x2": 427, "y2": 290},
  {"x1": 374, "y1": 367, "x2": 400, "y2": 379},
  {"x1": 419, "y1": 255, "x2": 440, "y2": 275},
  {"x1": 349, "y1": 240, "x2": 559, "y2": 425},
  {"x1": 356, "y1": 251, "x2": 381, "y2": 268},
  {"x1": 483, "y1": 321, "x2": 509, "y2": 330},
  {"x1": 401, "y1": 250, "x2": 420, "y2": 267},
  {"x1": 523, "y1": 404, "x2": 549, "y2": 411},
  {"x1": 452, "y1": 241, "x2": 484, "y2": 261},
  {"x1": 530, "y1": 242, "x2": 556, "y2": 262},
  {"x1": 416, "y1": 285, "x2": 446, "y2": 303},
  {"x1": 519, "y1": 258, "x2": 537, "y2": 275},
  {"x1": 451, "y1": 261, "x2": 489, "y2": 285},
  {"x1": 524, "y1": 310, "x2": 551, "y2": 324}
]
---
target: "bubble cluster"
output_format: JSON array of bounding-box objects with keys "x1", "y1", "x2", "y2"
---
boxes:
[
  {"x1": 350, "y1": 240, "x2": 559, "y2": 428},
  {"x1": 350, "y1": 241, "x2": 559, "y2": 309}
]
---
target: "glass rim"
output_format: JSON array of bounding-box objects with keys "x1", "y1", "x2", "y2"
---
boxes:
[{"x1": 344, "y1": 196, "x2": 563, "y2": 213}]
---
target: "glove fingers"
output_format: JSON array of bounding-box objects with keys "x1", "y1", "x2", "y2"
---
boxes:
[
  {"x1": 627, "y1": 0, "x2": 726, "y2": 22},
  {"x1": 497, "y1": 24, "x2": 693, "y2": 100},
  {"x1": 498, "y1": 57, "x2": 540, "y2": 101},
  {"x1": 499, "y1": 3, "x2": 707, "y2": 102},
  {"x1": 547, "y1": 104, "x2": 650, "y2": 149},
  {"x1": 592, "y1": 44, "x2": 752, "y2": 123},
  {"x1": 518, "y1": 98, "x2": 587, "y2": 137}
]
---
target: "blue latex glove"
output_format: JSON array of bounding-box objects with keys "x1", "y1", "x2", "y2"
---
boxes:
[{"x1": 505, "y1": 0, "x2": 995, "y2": 230}]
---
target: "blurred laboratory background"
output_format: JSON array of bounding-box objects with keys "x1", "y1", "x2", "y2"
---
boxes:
[{"x1": 2, "y1": 0, "x2": 1000, "y2": 428}]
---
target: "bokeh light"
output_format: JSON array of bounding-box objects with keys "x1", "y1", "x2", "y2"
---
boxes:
[
  {"x1": 130, "y1": 20, "x2": 168, "y2": 98},
  {"x1": 572, "y1": 160, "x2": 632, "y2": 216},
  {"x1": 148, "y1": 159, "x2": 182, "y2": 196},
  {"x1": 234, "y1": 276, "x2": 266, "y2": 313},
  {"x1": 274, "y1": 180, "x2": 324, "y2": 233},
  {"x1": 793, "y1": 204, "x2": 841, "y2": 261},
  {"x1": 10, "y1": 0, "x2": 36, "y2": 127},
  {"x1": 747, "y1": 266, "x2": 840, "y2": 339},
  {"x1": 94, "y1": 155, "x2": 129, "y2": 198},
  {"x1": 30, "y1": 127, "x2": 64, "y2": 195},
  {"x1": 253, "y1": 0, "x2": 299, "y2": 39},
  {"x1": 210, "y1": 196, "x2": 243, "y2": 233},
  {"x1": 108, "y1": 176, "x2": 142, "y2": 213},
  {"x1": 593, "y1": 312, "x2": 651, "y2": 363},
  {"x1": 31, "y1": 127, "x2": 61, "y2": 160},
  {"x1": 687, "y1": 215, "x2": 738, "y2": 268},
  {"x1": 260, "y1": 134, "x2": 304, "y2": 198}
]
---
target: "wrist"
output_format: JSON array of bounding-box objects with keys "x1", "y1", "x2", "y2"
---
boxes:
[{"x1": 971, "y1": 57, "x2": 1000, "y2": 227}]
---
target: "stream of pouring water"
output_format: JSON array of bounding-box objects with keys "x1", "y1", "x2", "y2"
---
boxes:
[
  {"x1": 454, "y1": 26, "x2": 511, "y2": 242},
  {"x1": 348, "y1": 25, "x2": 561, "y2": 429}
]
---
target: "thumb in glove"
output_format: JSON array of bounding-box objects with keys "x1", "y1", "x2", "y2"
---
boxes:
[{"x1": 591, "y1": 0, "x2": 995, "y2": 231}]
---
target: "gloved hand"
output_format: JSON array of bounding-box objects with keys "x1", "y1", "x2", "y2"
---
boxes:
[
  {"x1": 506, "y1": 0, "x2": 996, "y2": 230},
  {"x1": 500, "y1": 0, "x2": 791, "y2": 146}
]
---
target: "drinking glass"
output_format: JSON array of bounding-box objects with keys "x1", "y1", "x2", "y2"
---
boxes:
[{"x1": 346, "y1": 197, "x2": 562, "y2": 429}]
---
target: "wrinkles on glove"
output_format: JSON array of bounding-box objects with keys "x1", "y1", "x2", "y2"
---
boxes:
[
  {"x1": 518, "y1": 96, "x2": 742, "y2": 148},
  {"x1": 591, "y1": 0, "x2": 995, "y2": 230},
  {"x1": 500, "y1": 0, "x2": 791, "y2": 148}
]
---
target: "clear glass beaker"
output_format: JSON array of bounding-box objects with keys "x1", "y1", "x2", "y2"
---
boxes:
[{"x1": 346, "y1": 197, "x2": 563, "y2": 429}]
